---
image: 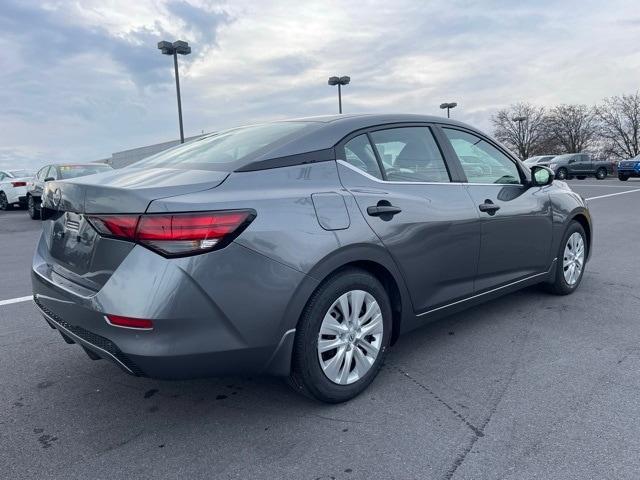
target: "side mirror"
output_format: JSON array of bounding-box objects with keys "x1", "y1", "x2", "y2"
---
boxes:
[
  {"x1": 44, "y1": 177, "x2": 54, "y2": 182},
  {"x1": 531, "y1": 166, "x2": 554, "y2": 187}
]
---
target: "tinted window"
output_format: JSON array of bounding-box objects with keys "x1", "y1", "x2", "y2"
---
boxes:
[
  {"x1": 133, "y1": 122, "x2": 317, "y2": 171},
  {"x1": 369, "y1": 127, "x2": 450, "y2": 182},
  {"x1": 343, "y1": 134, "x2": 383, "y2": 179},
  {"x1": 443, "y1": 129, "x2": 521, "y2": 184},
  {"x1": 58, "y1": 165, "x2": 111, "y2": 179}
]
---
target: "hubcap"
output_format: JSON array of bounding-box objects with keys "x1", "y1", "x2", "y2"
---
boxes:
[
  {"x1": 317, "y1": 290, "x2": 383, "y2": 385},
  {"x1": 563, "y1": 232, "x2": 585, "y2": 285}
]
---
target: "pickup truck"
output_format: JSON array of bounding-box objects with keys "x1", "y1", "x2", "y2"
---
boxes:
[
  {"x1": 541, "y1": 153, "x2": 613, "y2": 180},
  {"x1": 617, "y1": 154, "x2": 640, "y2": 181}
]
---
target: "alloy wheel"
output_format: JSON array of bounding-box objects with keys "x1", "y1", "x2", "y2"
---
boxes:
[
  {"x1": 317, "y1": 290, "x2": 383, "y2": 385},
  {"x1": 563, "y1": 232, "x2": 585, "y2": 285}
]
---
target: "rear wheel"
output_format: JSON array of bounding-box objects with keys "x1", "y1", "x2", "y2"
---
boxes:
[
  {"x1": 0, "y1": 192, "x2": 10, "y2": 211},
  {"x1": 27, "y1": 195, "x2": 40, "y2": 219},
  {"x1": 595, "y1": 168, "x2": 607, "y2": 180},
  {"x1": 556, "y1": 168, "x2": 568, "y2": 180},
  {"x1": 619, "y1": 174, "x2": 629, "y2": 181},
  {"x1": 544, "y1": 221, "x2": 587, "y2": 295},
  {"x1": 289, "y1": 268, "x2": 391, "y2": 403}
]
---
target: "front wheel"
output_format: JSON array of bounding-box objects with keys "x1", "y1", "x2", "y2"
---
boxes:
[
  {"x1": 544, "y1": 221, "x2": 587, "y2": 295},
  {"x1": 556, "y1": 168, "x2": 568, "y2": 180},
  {"x1": 618, "y1": 174, "x2": 629, "y2": 181},
  {"x1": 289, "y1": 268, "x2": 392, "y2": 403},
  {"x1": 27, "y1": 195, "x2": 40, "y2": 220},
  {"x1": 595, "y1": 168, "x2": 607, "y2": 180}
]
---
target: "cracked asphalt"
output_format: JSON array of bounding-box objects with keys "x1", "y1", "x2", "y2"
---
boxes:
[{"x1": 1, "y1": 178, "x2": 639, "y2": 479}]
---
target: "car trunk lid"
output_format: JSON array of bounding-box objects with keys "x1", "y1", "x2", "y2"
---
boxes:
[{"x1": 40, "y1": 167, "x2": 229, "y2": 290}]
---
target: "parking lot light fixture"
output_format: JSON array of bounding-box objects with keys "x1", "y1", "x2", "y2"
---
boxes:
[
  {"x1": 328, "y1": 76, "x2": 351, "y2": 113},
  {"x1": 158, "y1": 40, "x2": 192, "y2": 143},
  {"x1": 439, "y1": 102, "x2": 458, "y2": 118}
]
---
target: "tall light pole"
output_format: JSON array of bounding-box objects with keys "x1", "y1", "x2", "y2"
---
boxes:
[
  {"x1": 512, "y1": 115, "x2": 527, "y2": 159},
  {"x1": 439, "y1": 102, "x2": 458, "y2": 118},
  {"x1": 158, "y1": 40, "x2": 191, "y2": 143},
  {"x1": 328, "y1": 76, "x2": 350, "y2": 113}
]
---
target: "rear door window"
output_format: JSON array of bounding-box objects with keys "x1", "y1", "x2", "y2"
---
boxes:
[
  {"x1": 369, "y1": 127, "x2": 451, "y2": 183},
  {"x1": 343, "y1": 134, "x2": 383, "y2": 179}
]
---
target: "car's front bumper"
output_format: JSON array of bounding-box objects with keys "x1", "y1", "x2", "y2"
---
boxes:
[
  {"x1": 32, "y1": 235, "x2": 315, "y2": 379},
  {"x1": 618, "y1": 169, "x2": 640, "y2": 177}
]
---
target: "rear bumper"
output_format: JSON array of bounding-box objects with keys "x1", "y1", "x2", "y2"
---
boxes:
[
  {"x1": 6, "y1": 186, "x2": 27, "y2": 204},
  {"x1": 32, "y1": 235, "x2": 315, "y2": 379}
]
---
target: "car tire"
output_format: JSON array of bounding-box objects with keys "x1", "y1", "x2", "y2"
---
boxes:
[
  {"x1": 544, "y1": 221, "x2": 587, "y2": 296},
  {"x1": 289, "y1": 268, "x2": 392, "y2": 403},
  {"x1": 618, "y1": 174, "x2": 629, "y2": 181},
  {"x1": 0, "y1": 192, "x2": 10, "y2": 211},
  {"x1": 556, "y1": 168, "x2": 568, "y2": 180},
  {"x1": 27, "y1": 195, "x2": 40, "y2": 220},
  {"x1": 595, "y1": 168, "x2": 607, "y2": 180}
]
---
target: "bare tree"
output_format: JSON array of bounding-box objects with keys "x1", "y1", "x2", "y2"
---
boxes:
[
  {"x1": 545, "y1": 104, "x2": 597, "y2": 153},
  {"x1": 595, "y1": 92, "x2": 640, "y2": 159},
  {"x1": 491, "y1": 103, "x2": 548, "y2": 159}
]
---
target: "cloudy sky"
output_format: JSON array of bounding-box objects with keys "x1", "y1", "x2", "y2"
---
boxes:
[{"x1": 1, "y1": 0, "x2": 639, "y2": 169}]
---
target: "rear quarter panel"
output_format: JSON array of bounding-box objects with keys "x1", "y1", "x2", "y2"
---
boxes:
[{"x1": 147, "y1": 161, "x2": 414, "y2": 334}]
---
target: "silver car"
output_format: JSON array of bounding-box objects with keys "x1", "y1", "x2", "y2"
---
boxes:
[{"x1": 32, "y1": 114, "x2": 592, "y2": 403}]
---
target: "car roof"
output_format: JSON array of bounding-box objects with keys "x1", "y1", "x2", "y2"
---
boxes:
[{"x1": 239, "y1": 113, "x2": 481, "y2": 171}]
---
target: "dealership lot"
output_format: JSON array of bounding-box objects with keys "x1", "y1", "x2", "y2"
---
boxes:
[{"x1": 1, "y1": 178, "x2": 639, "y2": 479}]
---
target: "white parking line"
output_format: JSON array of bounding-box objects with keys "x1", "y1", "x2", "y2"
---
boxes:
[
  {"x1": 0, "y1": 296, "x2": 32, "y2": 307},
  {"x1": 586, "y1": 188, "x2": 640, "y2": 201}
]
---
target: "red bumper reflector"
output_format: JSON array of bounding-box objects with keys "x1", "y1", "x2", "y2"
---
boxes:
[{"x1": 106, "y1": 314, "x2": 153, "y2": 330}]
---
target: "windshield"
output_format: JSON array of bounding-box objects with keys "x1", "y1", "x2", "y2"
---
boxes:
[
  {"x1": 131, "y1": 122, "x2": 317, "y2": 171},
  {"x1": 58, "y1": 165, "x2": 112, "y2": 179},
  {"x1": 7, "y1": 169, "x2": 35, "y2": 178}
]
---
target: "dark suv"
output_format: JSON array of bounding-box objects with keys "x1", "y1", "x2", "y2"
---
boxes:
[
  {"x1": 617, "y1": 155, "x2": 640, "y2": 181},
  {"x1": 544, "y1": 153, "x2": 612, "y2": 180}
]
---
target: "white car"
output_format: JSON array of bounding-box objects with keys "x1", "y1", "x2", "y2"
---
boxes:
[{"x1": 0, "y1": 169, "x2": 35, "y2": 210}]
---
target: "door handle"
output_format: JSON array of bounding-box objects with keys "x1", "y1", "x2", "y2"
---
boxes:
[
  {"x1": 367, "y1": 205, "x2": 402, "y2": 217},
  {"x1": 478, "y1": 200, "x2": 500, "y2": 215}
]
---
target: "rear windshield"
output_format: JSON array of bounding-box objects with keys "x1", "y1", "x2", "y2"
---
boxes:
[
  {"x1": 131, "y1": 122, "x2": 316, "y2": 171},
  {"x1": 58, "y1": 165, "x2": 112, "y2": 179}
]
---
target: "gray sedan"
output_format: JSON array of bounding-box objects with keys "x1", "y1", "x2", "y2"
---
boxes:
[{"x1": 32, "y1": 114, "x2": 591, "y2": 403}]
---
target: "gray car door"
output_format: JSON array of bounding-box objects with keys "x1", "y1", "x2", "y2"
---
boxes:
[
  {"x1": 440, "y1": 127, "x2": 554, "y2": 292},
  {"x1": 336, "y1": 125, "x2": 480, "y2": 314}
]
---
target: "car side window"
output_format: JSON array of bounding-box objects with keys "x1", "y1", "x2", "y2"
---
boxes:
[
  {"x1": 369, "y1": 127, "x2": 450, "y2": 182},
  {"x1": 443, "y1": 128, "x2": 521, "y2": 185},
  {"x1": 47, "y1": 167, "x2": 58, "y2": 180},
  {"x1": 343, "y1": 134, "x2": 383, "y2": 179},
  {"x1": 37, "y1": 167, "x2": 48, "y2": 181}
]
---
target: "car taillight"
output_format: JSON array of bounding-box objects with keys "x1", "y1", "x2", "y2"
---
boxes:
[
  {"x1": 11, "y1": 181, "x2": 26, "y2": 187},
  {"x1": 105, "y1": 314, "x2": 153, "y2": 330},
  {"x1": 86, "y1": 210, "x2": 255, "y2": 257}
]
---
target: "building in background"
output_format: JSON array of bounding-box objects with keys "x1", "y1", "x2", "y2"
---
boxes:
[{"x1": 108, "y1": 133, "x2": 208, "y2": 168}]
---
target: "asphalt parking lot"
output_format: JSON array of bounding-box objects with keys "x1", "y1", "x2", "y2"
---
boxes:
[{"x1": 1, "y1": 178, "x2": 639, "y2": 479}]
